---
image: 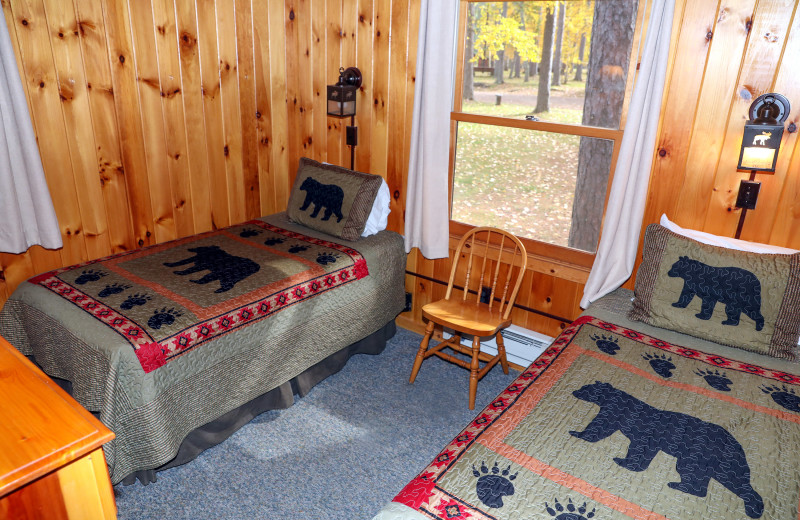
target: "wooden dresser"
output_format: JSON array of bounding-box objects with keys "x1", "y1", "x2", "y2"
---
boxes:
[{"x1": 0, "y1": 335, "x2": 116, "y2": 519}]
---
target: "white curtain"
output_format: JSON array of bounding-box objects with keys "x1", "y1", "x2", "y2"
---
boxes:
[
  {"x1": 580, "y1": 0, "x2": 675, "y2": 308},
  {"x1": 0, "y1": 15, "x2": 61, "y2": 254},
  {"x1": 403, "y1": 0, "x2": 459, "y2": 259}
]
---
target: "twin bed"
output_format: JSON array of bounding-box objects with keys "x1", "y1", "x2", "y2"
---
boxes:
[
  {"x1": 374, "y1": 221, "x2": 800, "y2": 520},
  {"x1": 0, "y1": 159, "x2": 406, "y2": 485},
  {"x1": 4, "y1": 156, "x2": 800, "y2": 520}
]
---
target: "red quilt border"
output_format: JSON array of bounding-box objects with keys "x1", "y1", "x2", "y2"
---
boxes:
[
  {"x1": 394, "y1": 315, "x2": 800, "y2": 516},
  {"x1": 30, "y1": 221, "x2": 369, "y2": 373}
]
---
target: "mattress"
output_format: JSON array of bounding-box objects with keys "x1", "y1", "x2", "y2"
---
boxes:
[
  {"x1": 373, "y1": 289, "x2": 800, "y2": 520},
  {"x1": 0, "y1": 212, "x2": 405, "y2": 484}
]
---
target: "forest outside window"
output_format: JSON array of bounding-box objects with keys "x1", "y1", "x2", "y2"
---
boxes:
[{"x1": 450, "y1": 0, "x2": 646, "y2": 257}]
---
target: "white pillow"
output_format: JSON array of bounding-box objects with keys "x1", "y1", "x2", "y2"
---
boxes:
[
  {"x1": 660, "y1": 214, "x2": 798, "y2": 254},
  {"x1": 361, "y1": 179, "x2": 391, "y2": 237}
]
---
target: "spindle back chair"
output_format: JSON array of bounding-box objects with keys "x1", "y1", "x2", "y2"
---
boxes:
[{"x1": 409, "y1": 227, "x2": 528, "y2": 409}]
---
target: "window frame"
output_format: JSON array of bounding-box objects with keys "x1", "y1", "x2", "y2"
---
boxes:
[{"x1": 447, "y1": 0, "x2": 650, "y2": 274}]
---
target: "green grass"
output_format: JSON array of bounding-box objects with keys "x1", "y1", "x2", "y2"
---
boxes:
[{"x1": 451, "y1": 93, "x2": 593, "y2": 249}]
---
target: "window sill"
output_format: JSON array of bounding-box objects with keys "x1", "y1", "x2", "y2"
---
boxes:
[{"x1": 449, "y1": 221, "x2": 592, "y2": 284}]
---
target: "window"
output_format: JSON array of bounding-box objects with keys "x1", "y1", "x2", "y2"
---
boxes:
[{"x1": 449, "y1": 0, "x2": 647, "y2": 260}]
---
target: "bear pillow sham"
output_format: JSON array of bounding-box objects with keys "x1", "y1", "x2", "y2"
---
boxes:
[
  {"x1": 629, "y1": 223, "x2": 800, "y2": 360},
  {"x1": 287, "y1": 157, "x2": 384, "y2": 241}
]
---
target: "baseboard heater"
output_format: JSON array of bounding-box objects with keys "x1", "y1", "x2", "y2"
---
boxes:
[{"x1": 442, "y1": 324, "x2": 554, "y2": 368}]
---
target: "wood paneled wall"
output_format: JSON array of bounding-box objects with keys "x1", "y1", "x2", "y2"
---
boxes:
[
  {"x1": 641, "y1": 0, "x2": 800, "y2": 251},
  {"x1": 2, "y1": 0, "x2": 800, "y2": 341},
  {"x1": 0, "y1": 0, "x2": 419, "y2": 303}
]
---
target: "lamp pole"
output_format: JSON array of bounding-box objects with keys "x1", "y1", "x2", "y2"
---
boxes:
[{"x1": 734, "y1": 170, "x2": 758, "y2": 240}]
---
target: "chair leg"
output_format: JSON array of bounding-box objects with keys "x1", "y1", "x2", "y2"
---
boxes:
[
  {"x1": 496, "y1": 332, "x2": 509, "y2": 374},
  {"x1": 468, "y1": 336, "x2": 480, "y2": 410},
  {"x1": 409, "y1": 320, "x2": 435, "y2": 384}
]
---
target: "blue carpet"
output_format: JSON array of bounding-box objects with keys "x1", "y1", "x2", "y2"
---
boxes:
[{"x1": 113, "y1": 327, "x2": 519, "y2": 520}]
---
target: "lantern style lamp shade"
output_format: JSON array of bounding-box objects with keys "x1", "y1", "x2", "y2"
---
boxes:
[
  {"x1": 327, "y1": 67, "x2": 362, "y2": 118},
  {"x1": 737, "y1": 93, "x2": 791, "y2": 173},
  {"x1": 327, "y1": 84, "x2": 357, "y2": 117}
]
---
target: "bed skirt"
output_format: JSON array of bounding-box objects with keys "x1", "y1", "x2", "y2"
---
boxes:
[
  {"x1": 44, "y1": 320, "x2": 396, "y2": 485},
  {"x1": 122, "y1": 319, "x2": 396, "y2": 485}
]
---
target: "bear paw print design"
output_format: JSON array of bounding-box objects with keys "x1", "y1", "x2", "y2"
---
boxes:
[
  {"x1": 761, "y1": 384, "x2": 800, "y2": 412},
  {"x1": 545, "y1": 498, "x2": 595, "y2": 519},
  {"x1": 75, "y1": 269, "x2": 108, "y2": 285},
  {"x1": 288, "y1": 244, "x2": 310, "y2": 254},
  {"x1": 120, "y1": 293, "x2": 151, "y2": 310},
  {"x1": 239, "y1": 228, "x2": 262, "y2": 238},
  {"x1": 472, "y1": 461, "x2": 517, "y2": 509},
  {"x1": 590, "y1": 333, "x2": 620, "y2": 355},
  {"x1": 98, "y1": 283, "x2": 132, "y2": 298},
  {"x1": 642, "y1": 352, "x2": 675, "y2": 378},
  {"x1": 148, "y1": 307, "x2": 183, "y2": 330},
  {"x1": 264, "y1": 237, "x2": 286, "y2": 246},
  {"x1": 695, "y1": 369, "x2": 733, "y2": 391},
  {"x1": 316, "y1": 252, "x2": 341, "y2": 265}
]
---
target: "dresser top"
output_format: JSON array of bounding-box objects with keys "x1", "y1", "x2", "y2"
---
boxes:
[{"x1": 0, "y1": 335, "x2": 114, "y2": 497}]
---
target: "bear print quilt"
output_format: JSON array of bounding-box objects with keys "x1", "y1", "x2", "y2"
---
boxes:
[
  {"x1": 384, "y1": 314, "x2": 800, "y2": 520},
  {"x1": 27, "y1": 219, "x2": 369, "y2": 373}
]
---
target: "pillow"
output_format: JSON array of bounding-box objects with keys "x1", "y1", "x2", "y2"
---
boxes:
[
  {"x1": 362, "y1": 179, "x2": 391, "y2": 237},
  {"x1": 661, "y1": 215, "x2": 800, "y2": 347},
  {"x1": 629, "y1": 223, "x2": 800, "y2": 360},
  {"x1": 287, "y1": 158, "x2": 383, "y2": 240},
  {"x1": 660, "y1": 214, "x2": 799, "y2": 254}
]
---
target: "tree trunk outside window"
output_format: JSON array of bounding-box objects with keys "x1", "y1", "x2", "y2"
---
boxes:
[
  {"x1": 534, "y1": 7, "x2": 555, "y2": 113},
  {"x1": 494, "y1": 2, "x2": 509, "y2": 84},
  {"x1": 463, "y1": 3, "x2": 475, "y2": 101},
  {"x1": 519, "y1": 3, "x2": 529, "y2": 83},
  {"x1": 552, "y1": 2, "x2": 565, "y2": 87},
  {"x1": 568, "y1": 0, "x2": 638, "y2": 251},
  {"x1": 573, "y1": 33, "x2": 586, "y2": 82}
]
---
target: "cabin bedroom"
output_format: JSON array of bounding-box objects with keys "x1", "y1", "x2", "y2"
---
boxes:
[{"x1": 1, "y1": 0, "x2": 799, "y2": 519}]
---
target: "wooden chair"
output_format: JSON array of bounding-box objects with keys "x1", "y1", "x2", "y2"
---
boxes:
[{"x1": 409, "y1": 227, "x2": 528, "y2": 409}]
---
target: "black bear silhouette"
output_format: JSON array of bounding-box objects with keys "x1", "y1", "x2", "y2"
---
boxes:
[
  {"x1": 696, "y1": 369, "x2": 733, "y2": 391},
  {"x1": 472, "y1": 461, "x2": 517, "y2": 509},
  {"x1": 98, "y1": 283, "x2": 132, "y2": 298},
  {"x1": 570, "y1": 381, "x2": 763, "y2": 518},
  {"x1": 298, "y1": 176, "x2": 344, "y2": 222},
  {"x1": 668, "y1": 256, "x2": 764, "y2": 330},
  {"x1": 642, "y1": 352, "x2": 676, "y2": 378},
  {"x1": 148, "y1": 307, "x2": 182, "y2": 330},
  {"x1": 75, "y1": 269, "x2": 107, "y2": 285},
  {"x1": 590, "y1": 333, "x2": 620, "y2": 355},
  {"x1": 545, "y1": 497, "x2": 595, "y2": 519},
  {"x1": 164, "y1": 245, "x2": 260, "y2": 293},
  {"x1": 761, "y1": 384, "x2": 800, "y2": 412},
  {"x1": 120, "y1": 293, "x2": 151, "y2": 310}
]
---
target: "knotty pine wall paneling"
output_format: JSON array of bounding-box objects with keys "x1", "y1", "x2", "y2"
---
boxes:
[
  {"x1": 637, "y1": 0, "x2": 800, "y2": 283},
  {"x1": 6, "y1": 0, "x2": 798, "y2": 343},
  {"x1": 0, "y1": 0, "x2": 421, "y2": 310}
]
